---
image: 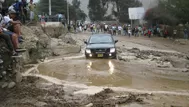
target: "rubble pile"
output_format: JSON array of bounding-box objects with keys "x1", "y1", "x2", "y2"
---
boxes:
[
  {"x1": 118, "y1": 47, "x2": 189, "y2": 69},
  {"x1": 0, "y1": 39, "x2": 17, "y2": 88}
]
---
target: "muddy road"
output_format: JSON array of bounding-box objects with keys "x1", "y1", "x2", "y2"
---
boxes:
[{"x1": 1, "y1": 33, "x2": 189, "y2": 107}]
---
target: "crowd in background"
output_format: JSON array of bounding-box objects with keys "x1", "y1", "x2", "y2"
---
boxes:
[{"x1": 73, "y1": 23, "x2": 189, "y2": 40}]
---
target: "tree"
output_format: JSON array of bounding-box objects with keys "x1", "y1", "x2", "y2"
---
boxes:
[
  {"x1": 3, "y1": 0, "x2": 14, "y2": 8},
  {"x1": 38, "y1": 0, "x2": 86, "y2": 22},
  {"x1": 144, "y1": 0, "x2": 189, "y2": 25},
  {"x1": 72, "y1": 0, "x2": 87, "y2": 21},
  {"x1": 111, "y1": 0, "x2": 142, "y2": 22},
  {"x1": 38, "y1": 0, "x2": 67, "y2": 15},
  {"x1": 88, "y1": 0, "x2": 107, "y2": 21},
  {"x1": 88, "y1": 0, "x2": 142, "y2": 22}
]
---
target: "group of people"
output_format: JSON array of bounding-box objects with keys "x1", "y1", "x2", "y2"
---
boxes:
[
  {"x1": 0, "y1": 0, "x2": 36, "y2": 56},
  {"x1": 82, "y1": 23, "x2": 188, "y2": 40},
  {"x1": 8, "y1": 0, "x2": 36, "y2": 24}
]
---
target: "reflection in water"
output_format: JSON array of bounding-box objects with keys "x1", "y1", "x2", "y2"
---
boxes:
[
  {"x1": 86, "y1": 60, "x2": 115, "y2": 74},
  {"x1": 38, "y1": 59, "x2": 189, "y2": 90},
  {"x1": 87, "y1": 61, "x2": 92, "y2": 71},
  {"x1": 108, "y1": 60, "x2": 115, "y2": 74}
]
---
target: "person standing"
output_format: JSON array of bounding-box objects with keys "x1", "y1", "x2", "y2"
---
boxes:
[
  {"x1": 21, "y1": 0, "x2": 27, "y2": 24},
  {"x1": 148, "y1": 28, "x2": 152, "y2": 38},
  {"x1": 118, "y1": 25, "x2": 122, "y2": 35},
  {"x1": 164, "y1": 29, "x2": 168, "y2": 38},
  {"x1": 112, "y1": 24, "x2": 117, "y2": 36},
  {"x1": 123, "y1": 24, "x2": 127, "y2": 36},
  {"x1": 28, "y1": 0, "x2": 35, "y2": 21},
  {"x1": 96, "y1": 24, "x2": 100, "y2": 33},
  {"x1": 184, "y1": 28, "x2": 188, "y2": 40},
  {"x1": 173, "y1": 28, "x2": 177, "y2": 39},
  {"x1": 104, "y1": 24, "x2": 108, "y2": 33}
]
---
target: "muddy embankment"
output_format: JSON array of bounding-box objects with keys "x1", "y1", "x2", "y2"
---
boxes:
[
  {"x1": 1, "y1": 31, "x2": 189, "y2": 107},
  {"x1": 0, "y1": 22, "x2": 81, "y2": 89}
]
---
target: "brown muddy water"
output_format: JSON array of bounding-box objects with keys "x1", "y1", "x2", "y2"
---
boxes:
[{"x1": 37, "y1": 59, "x2": 189, "y2": 91}]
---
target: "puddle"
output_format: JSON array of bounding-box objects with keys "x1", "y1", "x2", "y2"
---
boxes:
[{"x1": 37, "y1": 59, "x2": 189, "y2": 91}]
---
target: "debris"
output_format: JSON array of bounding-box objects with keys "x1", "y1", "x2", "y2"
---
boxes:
[
  {"x1": 85, "y1": 103, "x2": 93, "y2": 107},
  {"x1": 182, "y1": 69, "x2": 189, "y2": 73},
  {"x1": 0, "y1": 59, "x2": 3, "y2": 64},
  {"x1": 1, "y1": 82, "x2": 8, "y2": 88},
  {"x1": 16, "y1": 71, "x2": 22, "y2": 83},
  {"x1": 2, "y1": 71, "x2": 6, "y2": 76},
  {"x1": 8, "y1": 82, "x2": 16, "y2": 89},
  {"x1": 35, "y1": 101, "x2": 47, "y2": 107}
]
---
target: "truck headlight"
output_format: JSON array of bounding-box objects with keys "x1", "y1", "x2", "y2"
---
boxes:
[
  {"x1": 110, "y1": 48, "x2": 116, "y2": 53},
  {"x1": 86, "y1": 49, "x2": 91, "y2": 54}
]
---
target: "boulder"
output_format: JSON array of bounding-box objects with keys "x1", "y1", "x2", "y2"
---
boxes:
[
  {"x1": 21, "y1": 26, "x2": 52, "y2": 63},
  {"x1": 51, "y1": 38, "x2": 81, "y2": 56},
  {"x1": 41, "y1": 22, "x2": 67, "y2": 38},
  {"x1": 8, "y1": 82, "x2": 16, "y2": 89}
]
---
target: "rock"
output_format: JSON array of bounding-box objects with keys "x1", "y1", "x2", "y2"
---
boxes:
[
  {"x1": 85, "y1": 103, "x2": 93, "y2": 107},
  {"x1": 35, "y1": 101, "x2": 47, "y2": 107},
  {"x1": 1, "y1": 82, "x2": 8, "y2": 88},
  {"x1": 8, "y1": 82, "x2": 16, "y2": 89},
  {"x1": 2, "y1": 71, "x2": 6, "y2": 75},
  {"x1": 21, "y1": 26, "x2": 52, "y2": 63},
  {"x1": 41, "y1": 22, "x2": 66, "y2": 38},
  {"x1": 129, "y1": 48, "x2": 140, "y2": 53},
  {"x1": 186, "y1": 64, "x2": 189, "y2": 69},
  {"x1": 16, "y1": 71, "x2": 22, "y2": 83},
  {"x1": 182, "y1": 69, "x2": 189, "y2": 73},
  {"x1": 0, "y1": 59, "x2": 3, "y2": 64}
]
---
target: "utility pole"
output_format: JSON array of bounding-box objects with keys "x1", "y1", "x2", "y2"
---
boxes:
[
  {"x1": 49, "y1": 0, "x2": 51, "y2": 15},
  {"x1": 67, "y1": 0, "x2": 69, "y2": 24}
]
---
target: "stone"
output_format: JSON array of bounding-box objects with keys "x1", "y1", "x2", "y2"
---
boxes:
[
  {"x1": 1, "y1": 82, "x2": 8, "y2": 88},
  {"x1": 0, "y1": 59, "x2": 3, "y2": 64},
  {"x1": 16, "y1": 71, "x2": 22, "y2": 83},
  {"x1": 35, "y1": 101, "x2": 47, "y2": 107},
  {"x1": 8, "y1": 82, "x2": 16, "y2": 89},
  {"x1": 182, "y1": 69, "x2": 189, "y2": 73},
  {"x1": 85, "y1": 103, "x2": 93, "y2": 107},
  {"x1": 2, "y1": 71, "x2": 6, "y2": 75}
]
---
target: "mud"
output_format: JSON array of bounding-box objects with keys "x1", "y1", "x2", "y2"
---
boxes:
[
  {"x1": 37, "y1": 59, "x2": 189, "y2": 92},
  {"x1": 1, "y1": 33, "x2": 189, "y2": 107}
]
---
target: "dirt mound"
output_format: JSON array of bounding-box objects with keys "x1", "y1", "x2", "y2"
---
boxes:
[
  {"x1": 118, "y1": 47, "x2": 189, "y2": 69},
  {"x1": 88, "y1": 88, "x2": 144, "y2": 107},
  {"x1": 0, "y1": 76, "x2": 79, "y2": 107}
]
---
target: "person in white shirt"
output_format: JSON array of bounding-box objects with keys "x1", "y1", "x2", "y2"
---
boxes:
[{"x1": 118, "y1": 25, "x2": 122, "y2": 35}]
